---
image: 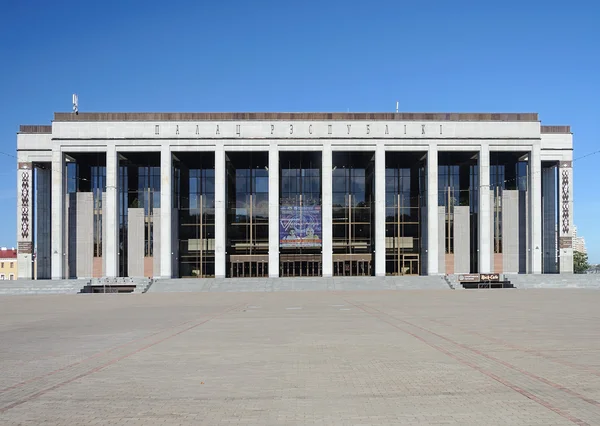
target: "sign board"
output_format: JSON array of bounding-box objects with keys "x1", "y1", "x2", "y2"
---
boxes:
[
  {"x1": 479, "y1": 274, "x2": 500, "y2": 282},
  {"x1": 458, "y1": 273, "x2": 501, "y2": 283},
  {"x1": 458, "y1": 274, "x2": 479, "y2": 282}
]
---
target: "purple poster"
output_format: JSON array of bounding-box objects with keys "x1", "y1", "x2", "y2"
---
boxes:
[{"x1": 279, "y1": 204, "x2": 322, "y2": 248}]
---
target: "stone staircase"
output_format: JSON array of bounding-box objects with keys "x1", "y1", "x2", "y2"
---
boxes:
[
  {"x1": 147, "y1": 275, "x2": 451, "y2": 293},
  {"x1": 7, "y1": 275, "x2": 595, "y2": 295},
  {"x1": 445, "y1": 274, "x2": 516, "y2": 289},
  {"x1": 83, "y1": 277, "x2": 153, "y2": 293},
  {"x1": 133, "y1": 278, "x2": 154, "y2": 293},
  {"x1": 0, "y1": 279, "x2": 90, "y2": 295},
  {"x1": 506, "y1": 274, "x2": 600, "y2": 289},
  {"x1": 443, "y1": 275, "x2": 460, "y2": 290}
]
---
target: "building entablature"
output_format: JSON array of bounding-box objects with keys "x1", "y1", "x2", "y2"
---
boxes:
[{"x1": 17, "y1": 112, "x2": 572, "y2": 153}]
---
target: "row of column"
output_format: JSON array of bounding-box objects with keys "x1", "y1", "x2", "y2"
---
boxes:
[{"x1": 49, "y1": 143, "x2": 545, "y2": 279}]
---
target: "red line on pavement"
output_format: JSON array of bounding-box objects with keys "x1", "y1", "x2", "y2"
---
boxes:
[
  {"x1": 0, "y1": 302, "x2": 245, "y2": 413},
  {"x1": 423, "y1": 315, "x2": 600, "y2": 378},
  {"x1": 363, "y1": 302, "x2": 600, "y2": 409},
  {"x1": 0, "y1": 318, "x2": 197, "y2": 394},
  {"x1": 343, "y1": 299, "x2": 591, "y2": 426}
]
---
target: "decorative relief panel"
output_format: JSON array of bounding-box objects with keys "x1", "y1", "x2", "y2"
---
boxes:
[
  {"x1": 21, "y1": 170, "x2": 30, "y2": 238},
  {"x1": 561, "y1": 168, "x2": 570, "y2": 235},
  {"x1": 559, "y1": 237, "x2": 573, "y2": 249},
  {"x1": 18, "y1": 163, "x2": 32, "y2": 251}
]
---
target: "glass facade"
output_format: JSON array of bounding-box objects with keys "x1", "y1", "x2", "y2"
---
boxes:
[
  {"x1": 332, "y1": 152, "x2": 375, "y2": 276},
  {"x1": 37, "y1": 144, "x2": 556, "y2": 280},
  {"x1": 438, "y1": 152, "x2": 479, "y2": 273},
  {"x1": 385, "y1": 152, "x2": 426, "y2": 275},
  {"x1": 226, "y1": 152, "x2": 269, "y2": 277},
  {"x1": 279, "y1": 152, "x2": 322, "y2": 277},
  {"x1": 173, "y1": 153, "x2": 215, "y2": 278},
  {"x1": 117, "y1": 153, "x2": 161, "y2": 277},
  {"x1": 65, "y1": 153, "x2": 106, "y2": 277},
  {"x1": 490, "y1": 152, "x2": 529, "y2": 255}
]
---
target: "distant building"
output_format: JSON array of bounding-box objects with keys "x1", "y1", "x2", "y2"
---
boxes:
[
  {"x1": 573, "y1": 225, "x2": 587, "y2": 254},
  {"x1": 0, "y1": 247, "x2": 17, "y2": 280}
]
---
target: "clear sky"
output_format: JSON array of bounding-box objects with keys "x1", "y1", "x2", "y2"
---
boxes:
[{"x1": 1, "y1": 0, "x2": 598, "y2": 261}]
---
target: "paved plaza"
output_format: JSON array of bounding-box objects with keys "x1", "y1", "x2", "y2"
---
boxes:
[{"x1": 1, "y1": 289, "x2": 600, "y2": 425}]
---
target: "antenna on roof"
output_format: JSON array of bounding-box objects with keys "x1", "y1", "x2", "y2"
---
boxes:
[
  {"x1": 72, "y1": 94, "x2": 79, "y2": 115},
  {"x1": 396, "y1": 101, "x2": 399, "y2": 113}
]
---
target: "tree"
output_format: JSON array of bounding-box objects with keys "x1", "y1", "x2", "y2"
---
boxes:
[{"x1": 573, "y1": 251, "x2": 590, "y2": 274}]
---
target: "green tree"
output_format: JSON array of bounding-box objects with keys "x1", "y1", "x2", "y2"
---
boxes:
[{"x1": 573, "y1": 251, "x2": 590, "y2": 274}]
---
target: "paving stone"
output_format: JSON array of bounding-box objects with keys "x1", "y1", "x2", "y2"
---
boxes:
[{"x1": 0, "y1": 290, "x2": 599, "y2": 425}]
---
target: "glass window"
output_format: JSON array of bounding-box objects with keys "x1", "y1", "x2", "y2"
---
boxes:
[
  {"x1": 385, "y1": 175, "x2": 396, "y2": 192},
  {"x1": 310, "y1": 176, "x2": 320, "y2": 193},
  {"x1": 353, "y1": 192, "x2": 365, "y2": 205},
  {"x1": 202, "y1": 193, "x2": 215, "y2": 209},
  {"x1": 332, "y1": 193, "x2": 346, "y2": 207},
  {"x1": 385, "y1": 192, "x2": 396, "y2": 207},
  {"x1": 236, "y1": 176, "x2": 247, "y2": 193},
  {"x1": 351, "y1": 176, "x2": 365, "y2": 194},
  {"x1": 333, "y1": 175, "x2": 346, "y2": 192},
  {"x1": 204, "y1": 175, "x2": 215, "y2": 193},
  {"x1": 255, "y1": 176, "x2": 268, "y2": 193}
]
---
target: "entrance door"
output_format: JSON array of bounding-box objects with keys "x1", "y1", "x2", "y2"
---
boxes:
[{"x1": 279, "y1": 256, "x2": 322, "y2": 277}]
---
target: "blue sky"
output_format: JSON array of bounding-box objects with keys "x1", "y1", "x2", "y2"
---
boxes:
[{"x1": 1, "y1": 0, "x2": 598, "y2": 261}]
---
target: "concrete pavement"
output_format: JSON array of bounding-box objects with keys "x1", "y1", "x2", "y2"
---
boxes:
[{"x1": 1, "y1": 289, "x2": 600, "y2": 425}]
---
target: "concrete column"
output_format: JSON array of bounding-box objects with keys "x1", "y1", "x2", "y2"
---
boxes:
[
  {"x1": 268, "y1": 143, "x2": 279, "y2": 277},
  {"x1": 420, "y1": 205, "x2": 428, "y2": 274},
  {"x1": 102, "y1": 192, "x2": 107, "y2": 276},
  {"x1": 171, "y1": 208, "x2": 179, "y2": 278},
  {"x1": 437, "y1": 206, "x2": 446, "y2": 274},
  {"x1": 321, "y1": 142, "x2": 333, "y2": 277},
  {"x1": 153, "y1": 208, "x2": 161, "y2": 278},
  {"x1": 426, "y1": 144, "x2": 439, "y2": 275},
  {"x1": 529, "y1": 145, "x2": 543, "y2": 274},
  {"x1": 374, "y1": 145, "x2": 386, "y2": 276},
  {"x1": 558, "y1": 160, "x2": 574, "y2": 273},
  {"x1": 76, "y1": 193, "x2": 94, "y2": 278},
  {"x1": 478, "y1": 144, "x2": 491, "y2": 273},
  {"x1": 490, "y1": 191, "x2": 496, "y2": 272},
  {"x1": 502, "y1": 190, "x2": 519, "y2": 273},
  {"x1": 64, "y1": 193, "x2": 70, "y2": 278},
  {"x1": 454, "y1": 206, "x2": 470, "y2": 273},
  {"x1": 127, "y1": 208, "x2": 145, "y2": 277},
  {"x1": 160, "y1": 145, "x2": 172, "y2": 278},
  {"x1": 17, "y1": 162, "x2": 34, "y2": 279},
  {"x1": 51, "y1": 150, "x2": 64, "y2": 279},
  {"x1": 105, "y1": 145, "x2": 118, "y2": 277},
  {"x1": 214, "y1": 145, "x2": 226, "y2": 278}
]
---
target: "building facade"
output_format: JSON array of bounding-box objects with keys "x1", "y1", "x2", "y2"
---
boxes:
[
  {"x1": 0, "y1": 248, "x2": 17, "y2": 280},
  {"x1": 16, "y1": 112, "x2": 574, "y2": 280}
]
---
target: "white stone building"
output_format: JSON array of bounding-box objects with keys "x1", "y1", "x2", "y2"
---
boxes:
[
  {"x1": 573, "y1": 225, "x2": 587, "y2": 254},
  {"x1": 16, "y1": 112, "x2": 574, "y2": 279}
]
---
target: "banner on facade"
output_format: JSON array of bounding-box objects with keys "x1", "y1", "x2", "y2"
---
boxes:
[{"x1": 279, "y1": 204, "x2": 322, "y2": 248}]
